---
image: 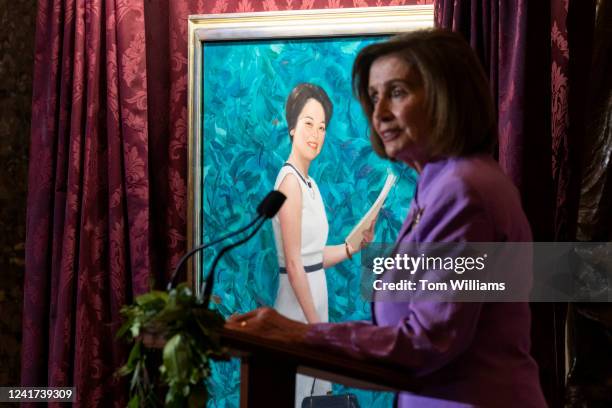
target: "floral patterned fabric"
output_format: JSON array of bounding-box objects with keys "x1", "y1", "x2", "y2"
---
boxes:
[
  {"x1": 23, "y1": 0, "x2": 150, "y2": 407},
  {"x1": 435, "y1": 0, "x2": 594, "y2": 242},
  {"x1": 435, "y1": 1, "x2": 596, "y2": 407}
]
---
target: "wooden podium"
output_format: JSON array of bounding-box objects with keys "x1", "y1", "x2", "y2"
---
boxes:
[{"x1": 220, "y1": 328, "x2": 422, "y2": 407}]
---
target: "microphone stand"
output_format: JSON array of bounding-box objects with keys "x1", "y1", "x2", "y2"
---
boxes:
[
  {"x1": 200, "y1": 216, "x2": 267, "y2": 307},
  {"x1": 166, "y1": 214, "x2": 263, "y2": 291},
  {"x1": 166, "y1": 190, "x2": 286, "y2": 307}
]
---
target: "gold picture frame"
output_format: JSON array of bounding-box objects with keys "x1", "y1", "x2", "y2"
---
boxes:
[{"x1": 187, "y1": 5, "x2": 434, "y2": 295}]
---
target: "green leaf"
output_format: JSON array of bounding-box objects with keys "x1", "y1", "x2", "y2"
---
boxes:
[
  {"x1": 127, "y1": 342, "x2": 142, "y2": 366},
  {"x1": 127, "y1": 394, "x2": 139, "y2": 408},
  {"x1": 162, "y1": 334, "x2": 191, "y2": 383},
  {"x1": 130, "y1": 321, "x2": 141, "y2": 338},
  {"x1": 116, "y1": 318, "x2": 134, "y2": 340},
  {"x1": 117, "y1": 343, "x2": 141, "y2": 377},
  {"x1": 130, "y1": 361, "x2": 141, "y2": 392},
  {"x1": 116, "y1": 363, "x2": 133, "y2": 378},
  {"x1": 135, "y1": 290, "x2": 169, "y2": 307},
  {"x1": 116, "y1": 284, "x2": 226, "y2": 407}
]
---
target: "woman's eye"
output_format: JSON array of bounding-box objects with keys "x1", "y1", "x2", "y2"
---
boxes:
[
  {"x1": 391, "y1": 87, "x2": 406, "y2": 98},
  {"x1": 319, "y1": 126, "x2": 325, "y2": 132},
  {"x1": 305, "y1": 122, "x2": 313, "y2": 127}
]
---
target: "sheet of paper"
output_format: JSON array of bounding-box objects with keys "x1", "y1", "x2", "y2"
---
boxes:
[{"x1": 345, "y1": 172, "x2": 397, "y2": 250}]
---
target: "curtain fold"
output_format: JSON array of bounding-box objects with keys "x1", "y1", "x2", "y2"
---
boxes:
[
  {"x1": 576, "y1": 0, "x2": 612, "y2": 241},
  {"x1": 435, "y1": 2, "x2": 597, "y2": 408},
  {"x1": 436, "y1": 0, "x2": 555, "y2": 240},
  {"x1": 23, "y1": 0, "x2": 151, "y2": 406},
  {"x1": 435, "y1": 0, "x2": 596, "y2": 241},
  {"x1": 567, "y1": 1, "x2": 612, "y2": 406}
]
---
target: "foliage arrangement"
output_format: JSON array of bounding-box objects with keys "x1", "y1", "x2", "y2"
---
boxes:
[{"x1": 117, "y1": 283, "x2": 227, "y2": 408}]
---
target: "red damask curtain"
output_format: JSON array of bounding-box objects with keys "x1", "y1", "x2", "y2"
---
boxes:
[
  {"x1": 22, "y1": 0, "x2": 432, "y2": 406},
  {"x1": 23, "y1": 0, "x2": 152, "y2": 406},
  {"x1": 435, "y1": 1, "x2": 596, "y2": 407},
  {"x1": 435, "y1": 0, "x2": 595, "y2": 242}
]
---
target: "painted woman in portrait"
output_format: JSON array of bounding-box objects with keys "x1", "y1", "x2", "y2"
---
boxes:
[{"x1": 271, "y1": 83, "x2": 373, "y2": 406}]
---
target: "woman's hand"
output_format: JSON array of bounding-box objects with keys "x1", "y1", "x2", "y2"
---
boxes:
[
  {"x1": 324, "y1": 217, "x2": 379, "y2": 267},
  {"x1": 347, "y1": 217, "x2": 378, "y2": 255},
  {"x1": 225, "y1": 307, "x2": 309, "y2": 344}
]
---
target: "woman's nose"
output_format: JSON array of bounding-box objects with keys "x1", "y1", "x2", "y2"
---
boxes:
[
  {"x1": 308, "y1": 128, "x2": 321, "y2": 139},
  {"x1": 373, "y1": 98, "x2": 393, "y2": 122}
]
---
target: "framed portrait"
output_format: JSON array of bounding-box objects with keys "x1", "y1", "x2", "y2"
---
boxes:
[{"x1": 188, "y1": 5, "x2": 433, "y2": 406}]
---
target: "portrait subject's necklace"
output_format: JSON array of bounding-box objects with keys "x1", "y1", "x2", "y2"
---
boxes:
[{"x1": 283, "y1": 162, "x2": 315, "y2": 199}]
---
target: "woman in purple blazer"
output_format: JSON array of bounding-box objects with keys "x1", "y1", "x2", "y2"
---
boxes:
[{"x1": 227, "y1": 30, "x2": 547, "y2": 408}]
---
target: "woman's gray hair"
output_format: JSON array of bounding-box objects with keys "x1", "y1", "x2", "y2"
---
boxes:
[{"x1": 353, "y1": 29, "x2": 497, "y2": 159}]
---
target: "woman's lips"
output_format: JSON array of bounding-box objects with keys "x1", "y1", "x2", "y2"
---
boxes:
[
  {"x1": 307, "y1": 142, "x2": 318, "y2": 150},
  {"x1": 380, "y1": 129, "x2": 400, "y2": 142}
]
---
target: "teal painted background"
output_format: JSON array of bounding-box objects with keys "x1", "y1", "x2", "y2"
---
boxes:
[{"x1": 201, "y1": 36, "x2": 417, "y2": 408}]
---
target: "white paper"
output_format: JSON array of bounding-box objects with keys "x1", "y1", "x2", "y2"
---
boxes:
[{"x1": 345, "y1": 172, "x2": 397, "y2": 250}]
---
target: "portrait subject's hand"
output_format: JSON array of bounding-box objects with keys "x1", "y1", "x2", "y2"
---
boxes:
[
  {"x1": 225, "y1": 307, "x2": 309, "y2": 344},
  {"x1": 348, "y1": 216, "x2": 378, "y2": 255},
  {"x1": 361, "y1": 217, "x2": 377, "y2": 247}
]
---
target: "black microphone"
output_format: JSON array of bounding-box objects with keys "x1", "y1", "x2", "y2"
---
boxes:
[
  {"x1": 256, "y1": 190, "x2": 286, "y2": 219},
  {"x1": 200, "y1": 191, "x2": 286, "y2": 306},
  {"x1": 166, "y1": 191, "x2": 286, "y2": 291}
]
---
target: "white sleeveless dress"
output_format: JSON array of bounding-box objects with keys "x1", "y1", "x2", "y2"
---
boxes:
[{"x1": 272, "y1": 165, "x2": 332, "y2": 407}]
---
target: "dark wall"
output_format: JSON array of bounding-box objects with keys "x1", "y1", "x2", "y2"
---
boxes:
[{"x1": 0, "y1": 0, "x2": 36, "y2": 386}]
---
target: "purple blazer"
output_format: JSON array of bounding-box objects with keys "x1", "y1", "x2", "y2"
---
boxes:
[{"x1": 305, "y1": 155, "x2": 547, "y2": 407}]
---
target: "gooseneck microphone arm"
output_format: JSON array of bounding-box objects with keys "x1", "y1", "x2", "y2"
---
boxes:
[
  {"x1": 166, "y1": 214, "x2": 263, "y2": 291},
  {"x1": 200, "y1": 216, "x2": 267, "y2": 306},
  {"x1": 165, "y1": 190, "x2": 286, "y2": 304},
  {"x1": 199, "y1": 190, "x2": 286, "y2": 307}
]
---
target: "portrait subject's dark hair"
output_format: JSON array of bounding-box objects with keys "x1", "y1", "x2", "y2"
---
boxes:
[
  {"x1": 285, "y1": 83, "x2": 333, "y2": 140},
  {"x1": 352, "y1": 29, "x2": 497, "y2": 159}
]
